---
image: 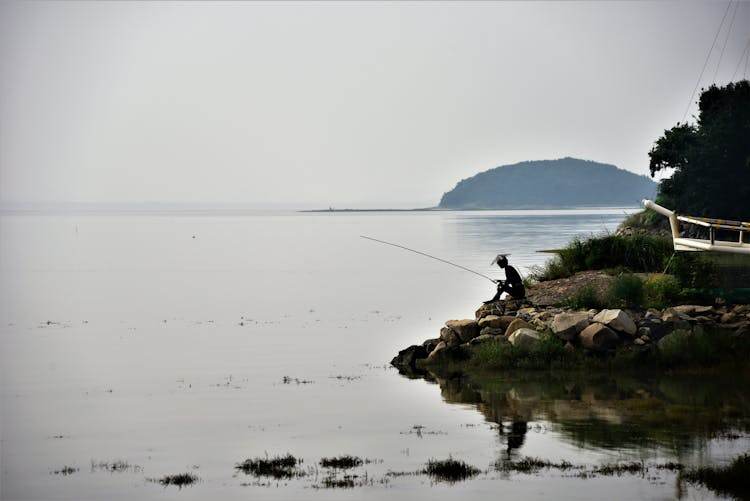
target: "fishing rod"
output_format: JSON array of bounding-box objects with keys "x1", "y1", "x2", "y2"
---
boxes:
[{"x1": 360, "y1": 235, "x2": 498, "y2": 284}]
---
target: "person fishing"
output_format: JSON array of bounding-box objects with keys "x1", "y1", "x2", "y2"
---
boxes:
[
  {"x1": 360, "y1": 236, "x2": 525, "y2": 301},
  {"x1": 484, "y1": 254, "x2": 525, "y2": 303}
]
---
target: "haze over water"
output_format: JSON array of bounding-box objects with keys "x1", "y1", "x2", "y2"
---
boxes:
[{"x1": 2, "y1": 208, "x2": 748, "y2": 500}]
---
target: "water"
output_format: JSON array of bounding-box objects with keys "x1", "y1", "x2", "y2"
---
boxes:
[{"x1": 1, "y1": 208, "x2": 747, "y2": 500}]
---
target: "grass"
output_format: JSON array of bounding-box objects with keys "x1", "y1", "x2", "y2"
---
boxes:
[
  {"x1": 423, "y1": 457, "x2": 480, "y2": 482},
  {"x1": 605, "y1": 274, "x2": 644, "y2": 309},
  {"x1": 561, "y1": 285, "x2": 603, "y2": 310},
  {"x1": 466, "y1": 333, "x2": 589, "y2": 371},
  {"x1": 235, "y1": 454, "x2": 304, "y2": 479},
  {"x1": 496, "y1": 457, "x2": 577, "y2": 473},
  {"x1": 320, "y1": 455, "x2": 363, "y2": 469},
  {"x1": 682, "y1": 454, "x2": 750, "y2": 499},
  {"x1": 90, "y1": 459, "x2": 141, "y2": 473},
  {"x1": 52, "y1": 466, "x2": 78, "y2": 476},
  {"x1": 154, "y1": 473, "x2": 199, "y2": 487}
]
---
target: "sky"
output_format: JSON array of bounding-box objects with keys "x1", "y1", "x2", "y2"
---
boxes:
[{"x1": 1, "y1": 1, "x2": 748, "y2": 209}]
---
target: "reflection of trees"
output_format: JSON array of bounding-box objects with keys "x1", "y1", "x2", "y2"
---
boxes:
[{"x1": 420, "y1": 370, "x2": 750, "y2": 457}]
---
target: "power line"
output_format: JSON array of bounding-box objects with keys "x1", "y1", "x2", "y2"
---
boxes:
[
  {"x1": 712, "y1": 0, "x2": 740, "y2": 82},
  {"x1": 731, "y1": 39, "x2": 750, "y2": 81},
  {"x1": 682, "y1": 0, "x2": 734, "y2": 123}
]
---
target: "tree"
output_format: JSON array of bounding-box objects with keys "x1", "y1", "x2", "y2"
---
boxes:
[{"x1": 649, "y1": 80, "x2": 750, "y2": 222}]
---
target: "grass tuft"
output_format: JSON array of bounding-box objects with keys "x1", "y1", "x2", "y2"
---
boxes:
[
  {"x1": 155, "y1": 472, "x2": 199, "y2": 487},
  {"x1": 235, "y1": 454, "x2": 303, "y2": 479},
  {"x1": 423, "y1": 457, "x2": 480, "y2": 482},
  {"x1": 320, "y1": 455, "x2": 363, "y2": 470}
]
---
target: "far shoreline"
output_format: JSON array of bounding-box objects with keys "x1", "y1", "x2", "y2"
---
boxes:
[{"x1": 300, "y1": 204, "x2": 641, "y2": 213}]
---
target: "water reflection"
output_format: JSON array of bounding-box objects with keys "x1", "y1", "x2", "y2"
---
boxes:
[{"x1": 416, "y1": 370, "x2": 750, "y2": 460}]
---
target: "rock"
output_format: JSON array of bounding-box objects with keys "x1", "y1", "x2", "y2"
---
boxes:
[
  {"x1": 422, "y1": 337, "x2": 441, "y2": 354},
  {"x1": 445, "y1": 319, "x2": 480, "y2": 343},
  {"x1": 673, "y1": 304, "x2": 715, "y2": 316},
  {"x1": 580, "y1": 323, "x2": 619, "y2": 352},
  {"x1": 504, "y1": 318, "x2": 535, "y2": 338},
  {"x1": 507, "y1": 328, "x2": 542, "y2": 349},
  {"x1": 504, "y1": 298, "x2": 526, "y2": 312},
  {"x1": 440, "y1": 327, "x2": 461, "y2": 347},
  {"x1": 517, "y1": 307, "x2": 537, "y2": 316},
  {"x1": 478, "y1": 315, "x2": 516, "y2": 331},
  {"x1": 426, "y1": 341, "x2": 447, "y2": 363},
  {"x1": 551, "y1": 312, "x2": 590, "y2": 341},
  {"x1": 637, "y1": 326, "x2": 651, "y2": 338},
  {"x1": 657, "y1": 329, "x2": 691, "y2": 351},
  {"x1": 469, "y1": 334, "x2": 500, "y2": 346},
  {"x1": 634, "y1": 338, "x2": 646, "y2": 346},
  {"x1": 721, "y1": 312, "x2": 738, "y2": 324},
  {"x1": 391, "y1": 345, "x2": 427, "y2": 369},
  {"x1": 479, "y1": 327, "x2": 506, "y2": 337},
  {"x1": 475, "y1": 302, "x2": 505, "y2": 319},
  {"x1": 662, "y1": 308, "x2": 690, "y2": 323},
  {"x1": 593, "y1": 309, "x2": 637, "y2": 336}
]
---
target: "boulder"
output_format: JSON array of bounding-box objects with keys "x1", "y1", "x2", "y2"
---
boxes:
[
  {"x1": 391, "y1": 345, "x2": 427, "y2": 369},
  {"x1": 445, "y1": 319, "x2": 480, "y2": 343},
  {"x1": 721, "y1": 312, "x2": 738, "y2": 324},
  {"x1": 426, "y1": 341, "x2": 448, "y2": 363},
  {"x1": 478, "y1": 315, "x2": 516, "y2": 331},
  {"x1": 551, "y1": 312, "x2": 590, "y2": 341},
  {"x1": 657, "y1": 329, "x2": 691, "y2": 352},
  {"x1": 580, "y1": 323, "x2": 619, "y2": 352},
  {"x1": 475, "y1": 302, "x2": 504, "y2": 319},
  {"x1": 672, "y1": 304, "x2": 716, "y2": 316},
  {"x1": 593, "y1": 309, "x2": 637, "y2": 336},
  {"x1": 507, "y1": 328, "x2": 542, "y2": 349},
  {"x1": 662, "y1": 308, "x2": 690, "y2": 323},
  {"x1": 479, "y1": 327, "x2": 506, "y2": 337},
  {"x1": 504, "y1": 318, "x2": 534, "y2": 338},
  {"x1": 440, "y1": 327, "x2": 461, "y2": 347},
  {"x1": 469, "y1": 334, "x2": 499, "y2": 346},
  {"x1": 422, "y1": 337, "x2": 441, "y2": 354}
]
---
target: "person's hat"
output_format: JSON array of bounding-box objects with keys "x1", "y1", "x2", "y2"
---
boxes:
[{"x1": 491, "y1": 254, "x2": 510, "y2": 265}]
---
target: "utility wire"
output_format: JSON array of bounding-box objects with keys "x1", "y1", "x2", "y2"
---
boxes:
[
  {"x1": 733, "y1": 39, "x2": 750, "y2": 81},
  {"x1": 712, "y1": 0, "x2": 741, "y2": 83},
  {"x1": 683, "y1": 0, "x2": 734, "y2": 123}
]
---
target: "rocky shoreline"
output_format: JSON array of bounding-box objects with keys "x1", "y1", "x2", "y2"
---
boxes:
[{"x1": 392, "y1": 294, "x2": 750, "y2": 371}]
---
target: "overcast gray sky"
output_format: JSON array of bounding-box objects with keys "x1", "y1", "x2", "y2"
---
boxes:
[{"x1": 1, "y1": 1, "x2": 748, "y2": 208}]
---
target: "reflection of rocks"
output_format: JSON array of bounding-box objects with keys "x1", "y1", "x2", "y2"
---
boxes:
[{"x1": 418, "y1": 370, "x2": 750, "y2": 454}]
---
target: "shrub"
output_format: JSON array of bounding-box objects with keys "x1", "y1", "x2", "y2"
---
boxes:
[
  {"x1": 531, "y1": 234, "x2": 674, "y2": 281},
  {"x1": 469, "y1": 333, "x2": 586, "y2": 371},
  {"x1": 643, "y1": 274, "x2": 681, "y2": 309},
  {"x1": 668, "y1": 252, "x2": 718, "y2": 289},
  {"x1": 562, "y1": 285, "x2": 603, "y2": 310},
  {"x1": 605, "y1": 274, "x2": 644, "y2": 309}
]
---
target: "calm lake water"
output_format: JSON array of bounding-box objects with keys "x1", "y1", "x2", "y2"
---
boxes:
[{"x1": 1, "y1": 208, "x2": 748, "y2": 500}]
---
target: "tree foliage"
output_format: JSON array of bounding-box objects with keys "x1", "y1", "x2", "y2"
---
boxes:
[{"x1": 649, "y1": 80, "x2": 750, "y2": 221}]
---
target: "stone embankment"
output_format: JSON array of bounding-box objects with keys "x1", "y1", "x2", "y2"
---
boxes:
[{"x1": 392, "y1": 299, "x2": 750, "y2": 370}]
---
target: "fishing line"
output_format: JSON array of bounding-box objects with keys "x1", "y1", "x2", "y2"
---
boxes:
[{"x1": 360, "y1": 235, "x2": 498, "y2": 283}]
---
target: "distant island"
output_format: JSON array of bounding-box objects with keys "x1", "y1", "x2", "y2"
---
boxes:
[{"x1": 438, "y1": 158, "x2": 657, "y2": 209}]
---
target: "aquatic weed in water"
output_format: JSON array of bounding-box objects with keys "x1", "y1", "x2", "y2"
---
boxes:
[
  {"x1": 320, "y1": 455, "x2": 363, "y2": 470},
  {"x1": 153, "y1": 472, "x2": 199, "y2": 487},
  {"x1": 235, "y1": 453, "x2": 304, "y2": 479},
  {"x1": 423, "y1": 457, "x2": 480, "y2": 483}
]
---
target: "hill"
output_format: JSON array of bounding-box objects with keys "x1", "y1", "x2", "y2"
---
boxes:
[{"x1": 438, "y1": 158, "x2": 656, "y2": 209}]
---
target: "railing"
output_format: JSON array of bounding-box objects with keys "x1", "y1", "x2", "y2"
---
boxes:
[{"x1": 642, "y1": 199, "x2": 750, "y2": 255}]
